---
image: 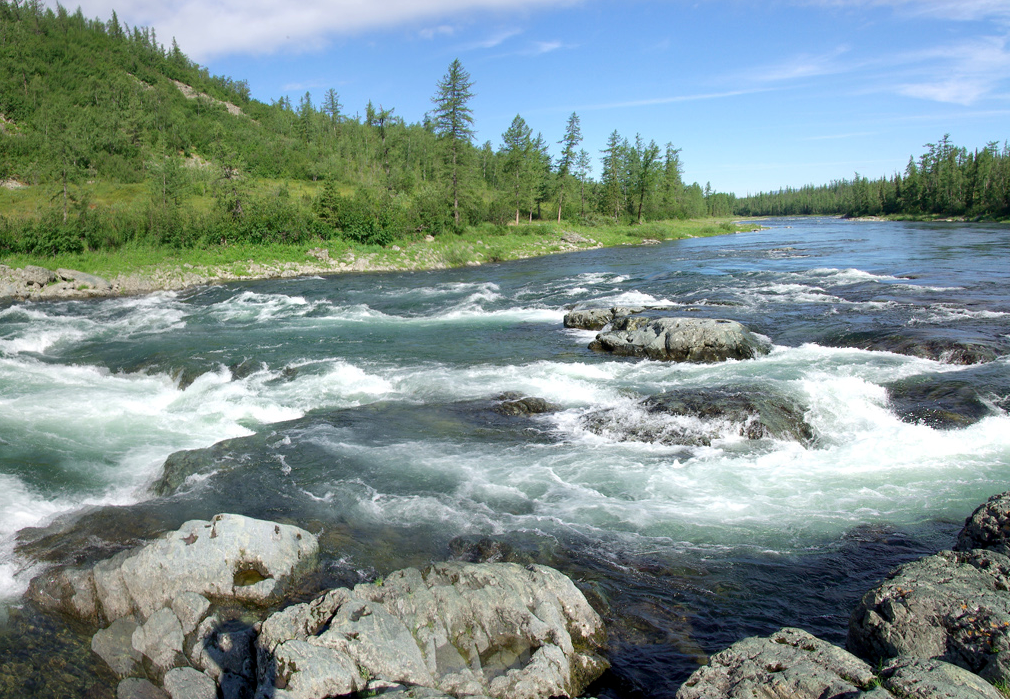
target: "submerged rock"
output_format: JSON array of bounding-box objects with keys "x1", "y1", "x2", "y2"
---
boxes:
[
  {"x1": 589, "y1": 316, "x2": 770, "y2": 362},
  {"x1": 833, "y1": 333, "x2": 1004, "y2": 366},
  {"x1": 580, "y1": 386, "x2": 814, "y2": 447},
  {"x1": 885, "y1": 376, "x2": 999, "y2": 429},
  {"x1": 494, "y1": 392, "x2": 561, "y2": 416},
  {"x1": 256, "y1": 561, "x2": 608, "y2": 699},
  {"x1": 563, "y1": 306, "x2": 645, "y2": 330},
  {"x1": 28, "y1": 514, "x2": 319, "y2": 625}
]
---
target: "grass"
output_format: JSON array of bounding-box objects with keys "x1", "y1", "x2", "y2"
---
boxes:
[{"x1": 2, "y1": 217, "x2": 756, "y2": 284}]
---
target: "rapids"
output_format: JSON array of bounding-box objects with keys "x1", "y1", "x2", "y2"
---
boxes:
[{"x1": 1, "y1": 217, "x2": 1008, "y2": 697}]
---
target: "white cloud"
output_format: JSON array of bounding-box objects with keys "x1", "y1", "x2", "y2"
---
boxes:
[
  {"x1": 65, "y1": 0, "x2": 581, "y2": 60},
  {"x1": 458, "y1": 28, "x2": 523, "y2": 51},
  {"x1": 419, "y1": 25, "x2": 455, "y2": 40},
  {"x1": 892, "y1": 35, "x2": 1010, "y2": 105},
  {"x1": 578, "y1": 88, "x2": 775, "y2": 111},
  {"x1": 740, "y1": 46, "x2": 853, "y2": 83},
  {"x1": 801, "y1": 0, "x2": 1010, "y2": 22}
]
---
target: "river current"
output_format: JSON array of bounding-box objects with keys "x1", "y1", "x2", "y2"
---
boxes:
[{"x1": 1, "y1": 217, "x2": 1009, "y2": 696}]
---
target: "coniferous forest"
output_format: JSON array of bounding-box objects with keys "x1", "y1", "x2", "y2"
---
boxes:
[
  {"x1": 734, "y1": 134, "x2": 1010, "y2": 220},
  {"x1": 0, "y1": 0, "x2": 730, "y2": 260}
]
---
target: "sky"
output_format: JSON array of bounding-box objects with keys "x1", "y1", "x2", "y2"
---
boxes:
[{"x1": 59, "y1": 0, "x2": 1010, "y2": 196}]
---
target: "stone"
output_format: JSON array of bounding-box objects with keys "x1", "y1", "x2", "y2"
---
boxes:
[
  {"x1": 29, "y1": 514, "x2": 319, "y2": 624},
  {"x1": 676, "y1": 627, "x2": 884, "y2": 699},
  {"x1": 256, "y1": 562, "x2": 607, "y2": 699},
  {"x1": 878, "y1": 656, "x2": 1003, "y2": 699},
  {"x1": 172, "y1": 591, "x2": 211, "y2": 636},
  {"x1": 92, "y1": 618, "x2": 143, "y2": 678},
  {"x1": 20, "y1": 265, "x2": 56, "y2": 287},
  {"x1": 55, "y1": 268, "x2": 112, "y2": 290},
  {"x1": 589, "y1": 316, "x2": 770, "y2": 362},
  {"x1": 190, "y1": 615, "x2": 257, "y2": 682},
  {"x1": 132, "y1": 607, "x2": 185, "y2": 678},
  {"x1": 117, "y1": 677, "x2": 170, "y2": 699},
  {"x1": 847, "y1": 548, "x2": 1010, "y2": 683},
  {"x1": 563, "y1": 306, "x2": 645, "y2": 331},
  {"x1": 163, "y1": 667, "x2": 217, "y2": 699},
  {"x1": 580, "y1": 386, "x2": 814, "y2": 447},
  {"x1": 494, "y1": 394, "x2": 561, "y2": 416},
  {"x1": 955, "y1": 491, "x2": 1010, "y2": 556},
  {"x1": 885, "y1": 376, "x2": 997, "y2": 429}
]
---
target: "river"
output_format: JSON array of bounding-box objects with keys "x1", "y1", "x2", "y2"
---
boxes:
[{"x1": 1, "y1": 217, "x2": 1009, "y2": 697}]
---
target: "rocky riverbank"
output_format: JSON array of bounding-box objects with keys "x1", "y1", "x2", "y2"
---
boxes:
[
  {"x1": 677, "y1": 491, "x2": 1010, "y2": 698},
  {"x1": 26, "y1": 513, "x2": 608, "y2": 699}
]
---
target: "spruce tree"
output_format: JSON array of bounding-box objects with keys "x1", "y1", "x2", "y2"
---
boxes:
[{"x1": 431, "y1": 58, "x2": 475, "y2": 226}]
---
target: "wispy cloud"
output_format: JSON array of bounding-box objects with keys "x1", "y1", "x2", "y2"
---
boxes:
[
  {"x1": 458, "y1": 28, "x2": 523, "y2": 51},
  {"x1": 741, "y1": 46, "x2": 853, "y2": 84},
  {"x1": 799, "y1": 0, "x2": 1010, "y2": 22},
  {"x1": 64, "y1": 0, "x2": 582, "y2": 60},
  {"x1": 891, "y1": 35, "x2": 1010, "y2": 105},
  {"x1": 577, "y1": 88, "x2": 775, "y2": 111},
  {"x1": 419, "y1": 25, "x2": 455, "y2": 40}
]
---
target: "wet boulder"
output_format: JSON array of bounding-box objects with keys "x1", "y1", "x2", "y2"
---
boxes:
[
  {"x1": 255, "y1": 561, "x2": 608, "y2": 699},
  {"x1": 589, "y1": 316, "x2": 770, "y2": 362},
  {"x1": 956, "y1": 491, "x2": 1010, "y2": 557},
  {"x1": 581, "y1": 386, "x2": 814, "y2": 447},
  {"x1": 27, "y1": 514, "x2": 319, "y2": 625},
  {"x1": 494, "y1": 392, "x2": 561, "y2": 416},
  {"x1": 563, "y1": 306, "x2": 645, "y2": 330},
  {"x1": 885, "y1": 376, "x2": 997, "y2": 429},
  {"x1": 677, "y1": 627, "x2": 1001, "y2": 699},
  {"x1": 847, "y1": 548, "x2": 1010, "y2": 683}
]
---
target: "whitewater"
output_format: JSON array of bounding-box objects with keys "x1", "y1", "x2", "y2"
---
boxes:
[{"x1": 1, "y1": 217, "x2": 1008, "y2": 696}]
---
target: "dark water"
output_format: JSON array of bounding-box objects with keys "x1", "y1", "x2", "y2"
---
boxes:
[{"x1": 1, "y1": 217, "x2": 1009, "y2": 696}]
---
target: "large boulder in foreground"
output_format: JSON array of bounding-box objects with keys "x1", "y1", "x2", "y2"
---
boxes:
[
  {"x1": 256, "y1": 561, "x2": 607, "y2": 699},
  {"x1": 589, "y1": 316, "x2": 770, "y2": 362},
  {"x1": 848, "y1": 493, "x2": 1010, "y2": 683},
  {"x1": 28, "y1": 513, "x2": 319, "y2": 625},
  {"x1": 677, "y1": 627, "x2": 1001, "y2": 699}
]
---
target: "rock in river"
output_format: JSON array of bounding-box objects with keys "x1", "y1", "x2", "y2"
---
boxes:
[
  {"x1": 589, "y1": 316, "x2": 770, "y2": 362},
  {"x1": 28, "y1": 513, "x2": 319, "y2": 625},
  {"x1": 677, "y1": 627, "x2": 1001, "y2": 699},
  {"x1": 256, "y1": 561, "x2": 608, "y2": 699},
  {"x1": 563, "y1": 305, "x2": 645, "y2": 330}
]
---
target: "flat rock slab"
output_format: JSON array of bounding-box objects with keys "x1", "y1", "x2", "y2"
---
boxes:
[
  {"x1": 589, "y1": 316, "x2": 770, "y2": 362},
  {"x1": 28, "y1": 513, "x2": 319, "y2": 624},
  {"x1": 256, "y1": 561, "x2": 608, "y2": 699}
]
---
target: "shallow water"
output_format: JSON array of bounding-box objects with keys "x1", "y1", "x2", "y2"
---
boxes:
[{"x1": 2, "y1": 217, "x2": 1009, "y2": 696}]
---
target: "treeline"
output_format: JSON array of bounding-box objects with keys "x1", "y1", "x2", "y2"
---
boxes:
[
  {"x1": 0, "y1": 1, "x2": 733, "y2": 257},
  {"x1": 735, "y1": 135, "x2": 1010, "y2": 220}
]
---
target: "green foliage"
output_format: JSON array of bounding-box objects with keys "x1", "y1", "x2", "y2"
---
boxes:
[{"x1": 736, "y1": 135, "x2": 1010, "y2": 220}]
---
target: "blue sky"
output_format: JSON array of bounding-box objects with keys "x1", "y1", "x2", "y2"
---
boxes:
[{"x1": 68, "y1": 0, "x2": 1010, "y2": 195}]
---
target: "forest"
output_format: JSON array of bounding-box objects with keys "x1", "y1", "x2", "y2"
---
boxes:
[
  {"x1": 734, "y1": 135, "x2": 1010, "y2": 220},
  {"x1": 0, "y1": 0, "x2": 734, "y2": 259}
]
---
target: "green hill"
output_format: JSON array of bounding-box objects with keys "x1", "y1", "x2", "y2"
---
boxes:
[{"x1": 0, "y1": 0, "x2": 737, "y2": 266}]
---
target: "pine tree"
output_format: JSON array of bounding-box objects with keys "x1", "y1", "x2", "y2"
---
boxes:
[
  {"x1": 556, "y1": 112, "x2": 581, "y2": 222},
  {"x1": 431, "y1": 58, "x2": 475, "y2": 225}
]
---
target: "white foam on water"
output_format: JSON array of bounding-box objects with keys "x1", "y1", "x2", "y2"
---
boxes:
[{"x1": 909, "y1": 305, "x2": 1010, "y2": 325}]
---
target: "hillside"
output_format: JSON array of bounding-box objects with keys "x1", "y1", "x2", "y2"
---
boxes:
[{"x1": 0, "y1": 0, "x2": 739, "y2": 265}]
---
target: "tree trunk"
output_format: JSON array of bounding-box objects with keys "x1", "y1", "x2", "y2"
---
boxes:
[{"x1": 557, "y1": 190, "x2": 563, "y2": 223}]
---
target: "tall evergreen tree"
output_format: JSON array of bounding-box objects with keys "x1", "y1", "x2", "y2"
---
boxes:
[
  {"x1": 556, "y1": 111, "x2": 581, "y2": 222},
  {"x1": 430, "y1": 58, "x2": 475, "y2": 225}
]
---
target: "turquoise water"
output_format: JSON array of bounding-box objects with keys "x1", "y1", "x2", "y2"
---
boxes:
[{"x1": 1, "y1": 217, "x2": 1009, "y2": 696}]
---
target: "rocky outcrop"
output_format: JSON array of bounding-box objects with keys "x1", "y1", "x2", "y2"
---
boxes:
[
  {"x1": 563, "y1": 305, "x2": 645, "y2": 330},
  {"x1": 56, "y1": 267, "x2": 112, "y2": 291},
  {"x1": 956, "y1": 491, "x2": 1010, "y2": 554},
  {"x1": 28, "y1": 513, "x2": 319, "y2": 625},
  {"x1": 256, "y1": 562, "x2": 608, "y2": 699},
  {"x1": 676, "y1": 627, "x2": 1002, "y2": 699},
  {"x1": 580, "y1": 386, "x2": 814, "y2": 447},
  {"x1": 589, "y1": 316, "x2": 770, "y2": 362},
  {"x1": 885, "y1": 375, "x2": 1001, "y2": 429}
]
